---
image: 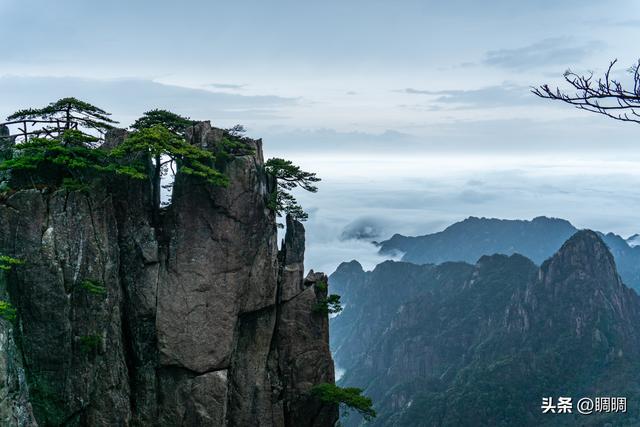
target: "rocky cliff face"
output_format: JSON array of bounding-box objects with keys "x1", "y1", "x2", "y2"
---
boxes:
[
  {"x1": 334, "y1": 231, "x2": 640, "y2": 426},
  {"x1": 0, "y1": 122, "x2": 338, "y2": 426}
]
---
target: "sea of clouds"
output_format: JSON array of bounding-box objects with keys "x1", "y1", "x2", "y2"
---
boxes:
[{"x1": 282, "y1": 154, "x2": 640, "y2": 275}]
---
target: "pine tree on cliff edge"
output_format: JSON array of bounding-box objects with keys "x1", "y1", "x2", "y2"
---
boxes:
[
  {"x1": 265, "y1": 157, "x2": 320, "y2": 225},
  {"x1": 6, "y1": 97, "x2": 117, "y2": 141}
]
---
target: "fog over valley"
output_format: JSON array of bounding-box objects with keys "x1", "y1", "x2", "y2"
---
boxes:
[{"x1": 287, "y1": 154, "x2": 640, "y2": 273}]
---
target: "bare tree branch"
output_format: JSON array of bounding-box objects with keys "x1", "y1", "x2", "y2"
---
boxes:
[{"x1": 532, "y1": 59, "x2": 640, "y2": 124}]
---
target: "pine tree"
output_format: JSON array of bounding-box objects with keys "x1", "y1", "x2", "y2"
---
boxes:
[
  {"x1": 111, "y1": 124, "x2": 228, "y2": 217},
  {"x1": 6, "y1": 97, "x2": 117, "y2": 141},
  {"x1": 130, "y1": 109, "x2": 195, "y2": 135},
  {"x1": 265, "y1": 158, "x2": 320, "y2": 223}
]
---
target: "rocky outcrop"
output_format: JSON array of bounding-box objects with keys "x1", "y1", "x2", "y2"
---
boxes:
[
  {"x1": 0, "y1": 122, "x2": 338, "y2": 426},
  {"x1": 273, "y1": 217, "x2": 337, "y2": 425},
  {"x1": 0, "y1": 125, "x2": 13, "y2": 191}
]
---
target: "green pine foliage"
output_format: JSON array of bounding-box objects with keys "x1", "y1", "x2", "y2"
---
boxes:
[
  {"x1": 7, "y1": 97, "x2": 117, "y2": 138},
  {"x1": 311, "y1": 383, "x2": 376, "y2": 421},
  {"x1": 0, "y1": 124, "x2": 229, "y2": 199},
  {"x1": 0, "y1": 255, "x2": 23, "y2": 323},
  {"x1": 314, "y1": 294, "x2": 343, "y2": 315},
  {"x1": 130, "y1": 109, "x2": 196, "y2": 135},
  {"x1": 111, "y1": 124, "x2": 228, "y2": 186},
  {"x1": 0, "y1": 300, "x2": 17, "y2": 321},
  {"x1": 0, "y1": 130, "x2": 110, "y2": 184},
  {"x1": 265, "y1": 157, "x2": 320, "y2": 192},
  {"x1": 313, "y1": 281, "x2": 342, "y2": 314},
  {"x1": 0, "y1": 255, "x2": 24, "y2": 271},
  {"x1": 220, "y1": 124, "x2": 255, "y2": 158},
  {"x1": 265, "y1": 157, "x2": 320, "y2": 222},
  {"x1": 2, "y1": 101, "x2": 321, "y2": 225},
  {"x1": 267, "y1": 189, "x2": 309, "y2": 223},
  {"x1": 315, "y1": 281, "x2": 328, "y2": 292},
  {"x1": 80, "y1": 280, "x2": 107, "y2": 296},
  {"x1": 126, "y1": 111, "x2": 245, "y2": 211}
]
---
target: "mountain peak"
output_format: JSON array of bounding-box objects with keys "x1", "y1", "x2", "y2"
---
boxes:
[
  {"x1": 555, "y1": 229, "x2": 614, "y2": 266},
  {"x1": 334, "y1": 259, "x2": 364, "y2": 274},
  {"x1": 627, "y1": 233, "x2": 640, "y2": 247},
  {"x1": 539, "y1": 229, "x2": 621, "y2": 293},
  {"x1": 329, "y1": 260, "x2": 366, "y2": 297},
  {"x1": 528, "y1": 229, "x2": 640, "y2": 360}
]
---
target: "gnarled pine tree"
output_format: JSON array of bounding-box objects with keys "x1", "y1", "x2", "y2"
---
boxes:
[
  {"x1": 5, "y1": 97, "x2": 117, "y2": 142},
  {"x1": 265, "y1": 157, "x2": 320, "y2": 223},
  {"x1": 130, "y1": 109, "x2": 196, "y2": 135},
  {"x1": 111, "y1": 124, "x2": 228, "y2": 221}
]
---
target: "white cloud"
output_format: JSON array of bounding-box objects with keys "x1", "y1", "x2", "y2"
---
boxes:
[
  {"x1": 0, "y1": 76, "x2": 299, "y2": 128},
  {"x1": 290, "y1": 154, "x2": 640, "y2": 274},
  {"x1": 483, "y1": 38, "x2": 604, "y2": 70}
]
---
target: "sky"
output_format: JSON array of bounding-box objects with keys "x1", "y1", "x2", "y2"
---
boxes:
[{"x1": 2, "y1": 0, "x2": 640, "y2": 273}]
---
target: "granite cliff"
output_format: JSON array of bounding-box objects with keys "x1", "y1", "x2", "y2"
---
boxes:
[{"x1": 0, "y1": 122, "x2": 338, "y2": 426}]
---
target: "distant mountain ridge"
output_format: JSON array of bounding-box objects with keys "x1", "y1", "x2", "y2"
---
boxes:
[
  {"x1": 332, "y1": 231, "x2": 640, "y2": 426},
  {"x1": 378, "y1": 216, "x2": 640, "y2": 291},
  {"x1": 627, "y1": 233, "x2": 640, "y2": 247}
]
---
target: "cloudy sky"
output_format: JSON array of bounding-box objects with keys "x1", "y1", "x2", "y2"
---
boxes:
[{"x1": 3, "y1": 0, "x2": 640, "y2": 272}]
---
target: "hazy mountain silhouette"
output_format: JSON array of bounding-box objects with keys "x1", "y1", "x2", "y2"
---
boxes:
[{"x1": 378, "y1": 216, "x2": 640, "y2": 291}]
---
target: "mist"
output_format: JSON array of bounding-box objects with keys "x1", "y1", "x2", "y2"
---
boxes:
[{"x1": 287, "y1": 154, "x2": 640, "y2": 274}]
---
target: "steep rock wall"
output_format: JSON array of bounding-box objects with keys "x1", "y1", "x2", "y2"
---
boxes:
[{"x1": 0, "y1": 122, "x2": 337, "y2": 426}]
